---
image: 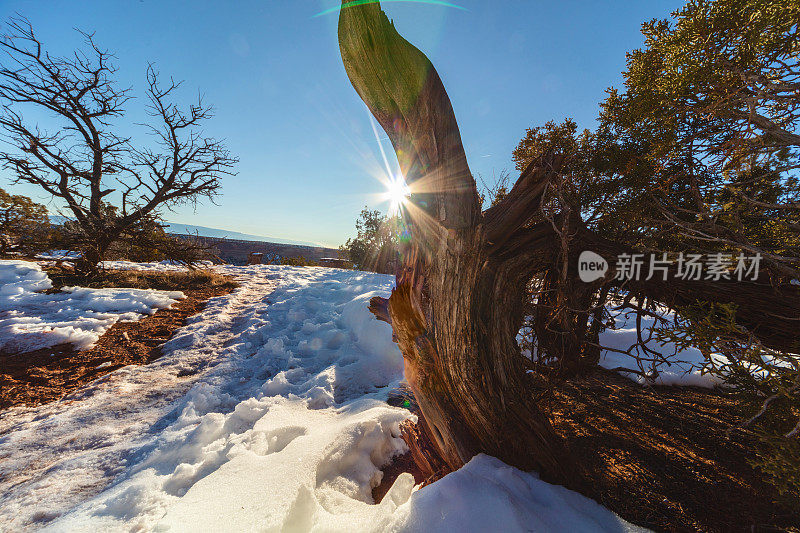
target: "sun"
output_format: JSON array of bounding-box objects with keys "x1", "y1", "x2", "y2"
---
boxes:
[{"x1": 384, "y1": 174, "x2": 410, "y2": 216}]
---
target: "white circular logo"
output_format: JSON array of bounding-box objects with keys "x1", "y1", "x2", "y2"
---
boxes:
[{"x1": 578, "y1": 251, "x2": 608, "y2": 282}]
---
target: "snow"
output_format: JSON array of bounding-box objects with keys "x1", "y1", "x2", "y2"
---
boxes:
[
  {"x1": 384, "y1": 454, "x2": 645, "y2": 532},
  {"x1": 99, "y1": 260, "x2": 214, "y2": 272},
  {"x1": 598, "y1": 309, "x2": 722, "y2": 388},
  {"x1": 0, "y1": 264, "x2": 643, "y2": 532},
  {"x1": 520, "y1": 304, "x2": 723, "y2": 388},
  {"x1": 35, "y1": 250, "x2": 81, "y2": 260},
  {"x1": 0, "y1": 260, "x2": 185, "y2": 353},
  {"x1": 34, "y1": 251, "x2": 212, "y2": 271}
]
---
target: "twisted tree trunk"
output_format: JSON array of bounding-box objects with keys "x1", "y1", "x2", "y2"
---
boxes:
[
  {"x1": 338, "y1": 3, "x2": 580, "y2": 486},
  {"x1": 337, "y1": 0, "x2": 800, "y2": 488}
]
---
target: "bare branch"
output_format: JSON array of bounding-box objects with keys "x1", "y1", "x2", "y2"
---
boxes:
[{"x1": 0, "y1": 17, "x2": 236, "y2": 271}]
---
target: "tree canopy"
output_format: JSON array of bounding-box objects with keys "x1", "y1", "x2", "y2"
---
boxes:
[
  {"x1": 340, "y1": 207, "x2": 401, "y2": 273},
  {"x1": 513, "y1": 0, "x2": 800, "y2": 278},
  {"x1": 0, "y1": 187, "x2": 49, "y2": 254}
]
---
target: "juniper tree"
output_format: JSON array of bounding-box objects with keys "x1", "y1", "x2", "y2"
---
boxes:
[{"x1": 337, "y1": 0, "x2": 800, "y2": 490}]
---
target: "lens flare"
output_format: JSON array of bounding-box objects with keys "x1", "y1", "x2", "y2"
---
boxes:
[
  {"x1": 384, "y1": 173, "x2": 411, "y2": 215},
  {"x1": 313, "y1": 0, "x2": 467, "y2": 18}
]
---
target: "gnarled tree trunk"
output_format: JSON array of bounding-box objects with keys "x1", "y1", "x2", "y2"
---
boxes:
[
  {"x1": 338, "y1": 3, "x2": 579, "y2": 486},
  {"x1": 337, "y1": 1, "x2": 800, "y2": 488}
]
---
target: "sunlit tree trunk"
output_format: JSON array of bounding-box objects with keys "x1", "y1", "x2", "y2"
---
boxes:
[
  {"x1": 338, "y1": 3, "x2": 579, "y2": 485},
  {"x1": 337, "y1": 0, "x2": 800, "y2": 488}
]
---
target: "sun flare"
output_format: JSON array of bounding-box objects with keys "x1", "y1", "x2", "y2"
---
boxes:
[
  {"x1": 384, "y1": 174, "x2": 411, "y2": 216},
  {"x1": 313, "y1": 0, "x2": 467, "y2": 18}
]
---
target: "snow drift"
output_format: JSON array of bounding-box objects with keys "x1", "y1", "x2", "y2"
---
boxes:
[
  {"x1": 0, "y1": 264, "x2": 644, "y2": 532},
  {"x1": 99, "y1": 260, "x2": 213, "y2": 272},
  {"x1": 598, "y1": 309, "x2": 723, "y2": 388},
  {"x1": 0, "y1": 260, "x2": 184, "y2": 353}
]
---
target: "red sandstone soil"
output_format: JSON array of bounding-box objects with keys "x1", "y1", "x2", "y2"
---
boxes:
[
  {"x1": 0, "y1": 271, "x2": 236, "y2": 410},
  {"x1": 376, "y1": 372, "x2": 799, "y2": 532}
]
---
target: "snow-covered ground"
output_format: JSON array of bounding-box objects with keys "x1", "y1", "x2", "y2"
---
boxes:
[
  {"x1": 0, "y1": 260, "x2": 184, "y2": 353},
  {"x1": 0, "y1": 264, "x2": 644, "y2": 532},
  {"x1": 35, "y1": 250, "x2": 81, "y2": 261},
  {"x1": 519, "y1": 305, "x2": 721, "y2": 388},
  {"x1": 34, "y1": 252, "x2": 212, "y2": 272},
  {"x1": 598, "y1": 310, "x2": 722, "y2": 388},
  {"x1": 99, "y1": 260, "x2": 214, "y2": 272}
]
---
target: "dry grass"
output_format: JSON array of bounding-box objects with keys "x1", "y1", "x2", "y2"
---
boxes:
[{"x1": 44, "y1": 267, "x2": 238, "y2": 292}]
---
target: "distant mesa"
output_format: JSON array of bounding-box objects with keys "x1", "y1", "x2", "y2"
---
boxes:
[
  {"x1": 162, "y1": 222, "x2": 319, "y2": 247},
  {"x1": 49, "y1": 216, "x2": 319, "y2": 248}
]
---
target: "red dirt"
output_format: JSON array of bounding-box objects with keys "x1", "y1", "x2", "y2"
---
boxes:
[
  {"x1": 0, "y1": 275, "x2": 236, "y2": 410},
  {"x1": 375, "y1": 372, "x2": 800, "y2": 532},
  {"x1": 549, "y1": 370, "x2": 799, "y2": 532}
]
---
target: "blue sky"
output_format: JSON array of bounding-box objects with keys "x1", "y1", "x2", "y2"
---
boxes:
[{"x1": 0, "y1": 0, "x2": 682, "y2": 247}]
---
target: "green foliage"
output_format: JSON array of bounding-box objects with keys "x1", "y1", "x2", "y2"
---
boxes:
[
  {"x1": 513, "y1": 0, "x2": 800, "y2": 273},
  {"x1": 596, "y1": 0, "x2": 800, "y2": 273},
  {"x1": 511, "y1": 0, "x2": 800, "y2": 497},
  {"x1": 477, "y1": 170, "x2": 511, "y2": 209},
  {"x1": 751, "y1": 435, "x2": 800, "y2": 505},
  {"x1": 280, "y1": 256, "x2": 320, "y2": 267},
  {"x1": 608, "y1": 0, "x2": 799, "y2": 163},
  {"x1": 512, "y1": 119, "x2": 582, "y2": 172},
  {"x1": 0, "y1": 187, "x2": 50, "y2": 255},
  {"x1": 606, "y1": 0, "x2": 800, "y2": 498},
  {"x1": 511, "y1": 119, "x2": 636, "y2": 234},
  {"x1": 339, "y1": 207, "x2": 400, "y2": 273}
]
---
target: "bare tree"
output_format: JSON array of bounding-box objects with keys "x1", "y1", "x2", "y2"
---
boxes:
[{"x1": 0, "y1": 17, "x2": 237, "y2": 272}]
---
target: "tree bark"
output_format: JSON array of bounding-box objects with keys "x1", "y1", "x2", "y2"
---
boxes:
[
  {"x1": 338, "y1": 3, "x2": 579, "y2": 486},
  {"x1": 568, "y1": 224, "x2": 800, "y2": 354},
  {"x1": 337, "y1": 0, "x2": 800, "y2": 489}
]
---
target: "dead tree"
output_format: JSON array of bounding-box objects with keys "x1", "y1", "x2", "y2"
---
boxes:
[
  {"x1": 0, "y1": 18, "x2": 237, "y2": 272},
  {"x1": 338, "y1": 2, "x2": 800, "y2": 487}
]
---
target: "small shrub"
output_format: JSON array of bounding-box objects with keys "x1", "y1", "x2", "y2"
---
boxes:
[
  {"x1": 280, "y1": 256, "x2": 319, "y2": 267},
  {"x1": 45, "y1": 267, "x2": 238, "y2": 292},
  {"x1": 0, "y1": 187, "x2": 51, "y2": 256}
]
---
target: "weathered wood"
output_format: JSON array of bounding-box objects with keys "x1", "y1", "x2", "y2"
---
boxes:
[
  {"x1": 339, "y1": 1, "x2": 579, "y2": 486},
  {"x1": 337, "y1": 0, "x2": 799, "y2": 491},
  {"x1": 338, "y1": 2, "x2": 480, "y2": 240},
  {"x1": 483, "y1": 153, "x2": 566, "y2": 249},
  {"x1": 569, "y1": 226, "x2": 800, "y2": 354}
]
